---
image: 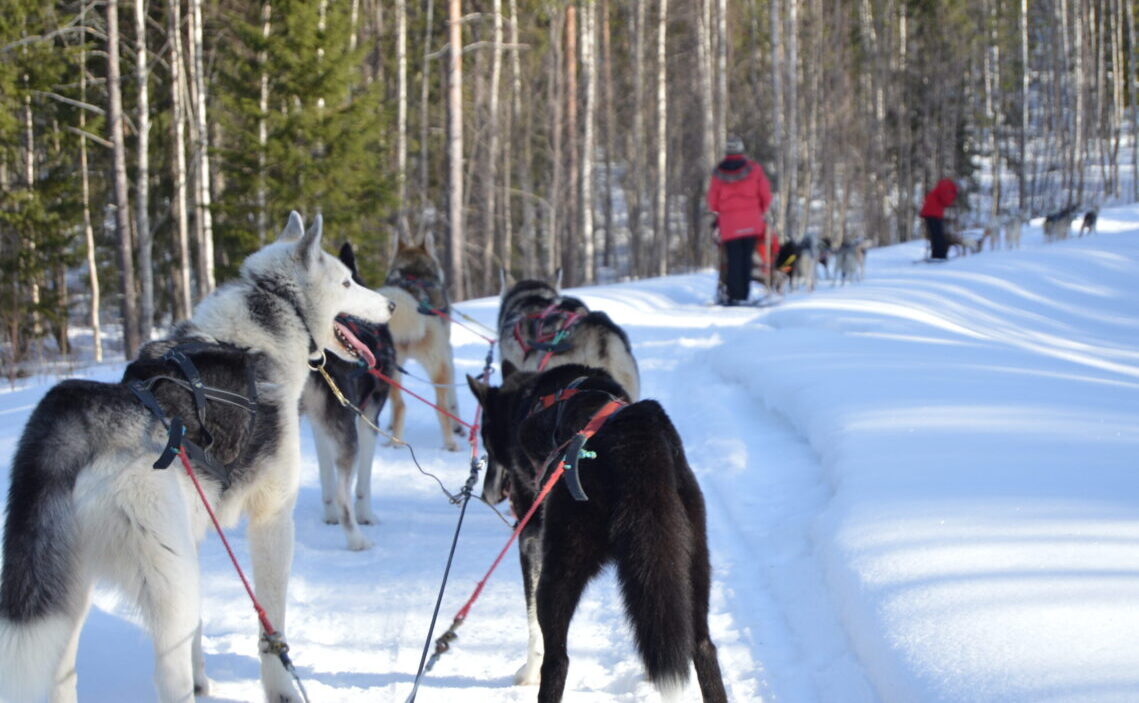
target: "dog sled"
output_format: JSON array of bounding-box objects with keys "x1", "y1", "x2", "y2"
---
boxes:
[{"x1": 714, "y1": 227, "x2": 784, "y2": 307}]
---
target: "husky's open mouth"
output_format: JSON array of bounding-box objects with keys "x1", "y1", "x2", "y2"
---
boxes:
[{"x1": 333, "y1": 316, "x2": 377, "y2": 368}]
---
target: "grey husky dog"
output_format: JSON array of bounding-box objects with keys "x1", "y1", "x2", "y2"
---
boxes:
[
  {"x1": 301, "y1": 242, "x2": 396, "y2": 551},
  {"x1": 490, "y1": 278, "x2": 640, "y2": 505},
  {"x1": 497, "y1": 278, "x2": 639, "y2": 401},
  {"x1": 0, "y1": 213, "x2": 393, "y2": 703},
  {"x1": 832, "y1": 238, "x2": 868, "y2": 285}
]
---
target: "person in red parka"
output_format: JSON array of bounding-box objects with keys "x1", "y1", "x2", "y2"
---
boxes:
[
  {"x1": 707, "y1": 134, "x2": 773, "y2": 305},
  {"x1": 920, "y1": 178, "x2": 959, "y2": 260}
]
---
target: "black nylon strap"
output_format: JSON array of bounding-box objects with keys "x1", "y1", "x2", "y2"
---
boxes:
[
  {"x1": 129, "y1": 382, "x2": 233, "y2": 488},
  {"x1": 559, "y1": 434, "x2": 590, "y2": 501},
  {"x1": 164, "y1": 349, "x2": 212, "y2": 446},
  {"x1": 153, "y1": 417, "x2": 186, "y2": 470}
]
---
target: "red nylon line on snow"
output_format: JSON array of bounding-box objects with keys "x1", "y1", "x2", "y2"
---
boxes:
[{"x1": 177, "y1": 447, "x2": 277, "y2": 637}]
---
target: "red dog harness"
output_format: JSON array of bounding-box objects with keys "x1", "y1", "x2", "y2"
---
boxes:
[
  {"x1": 512, "y1": 302, "x2": 585, "y2": 369},
  {"x1": 533, "y1": 383, "x2": 627, "y2": 501}
]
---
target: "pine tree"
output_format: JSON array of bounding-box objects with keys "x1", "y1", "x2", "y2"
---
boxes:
[
  {"x1": 214, "y1": 0, "x2": 396, "y2": 284},
  {"x1": 0, "y1": 0, "x2": 86, "y2": 373}
]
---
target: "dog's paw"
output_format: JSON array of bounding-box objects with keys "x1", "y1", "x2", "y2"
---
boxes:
[
  {"x1": 355, "y1": 505, "x2": 379, "y2": 525},
  {"x1": 346, "y1": 534, "x2": 373, "y2": 551},
  {"x1": 193, "y1": 675, "x2": 212, "y2": 696},
  {"x1": 262, "y1": 662, "x2": 302, "y2": 703},
  {"x1": 514, "y1": 660, "x2": 541, "y2": 686},
  {"x1": 443, "y1": 441, "x2": 460, "y2": 452},
  {"x1": 263, "y1": 685, "x2": 302, "y2": 702}
]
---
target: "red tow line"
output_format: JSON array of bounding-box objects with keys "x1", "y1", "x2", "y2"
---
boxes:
[
  {"x1": 176, "y1": 446, "x2": 309, "y2": 701},
  {"x1": 422, "y1": 396, "x2": 627, "y2": 672}
]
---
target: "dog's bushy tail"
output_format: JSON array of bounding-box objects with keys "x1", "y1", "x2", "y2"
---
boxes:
[
  {"x1": 1, "y1": 381, "x2": 99, "y2": 700},
  {"x1": 611, "y1": 402, "x2": 696, "y2": 692}
]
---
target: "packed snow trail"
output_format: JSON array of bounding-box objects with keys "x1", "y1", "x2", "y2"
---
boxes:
[
  {"x1": 2, "y1": 210, "x2": 1137, "y2": 702},
  {"x1": 48, "y1": 278, "x2": 866, "y2": 702}
]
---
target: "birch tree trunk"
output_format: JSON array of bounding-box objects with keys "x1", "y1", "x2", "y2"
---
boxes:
[
  {"x1": 564, "y1": 4, "x2": 578, "y2": 286},
  {"x1": 654, "y1": 0, "x2": 668, "y2": 277},
  {"x1": 397, "y1": 0, "x2": 407, "y2": 206},
  {"x1": 1110, "y1": 0, "x2": 1124, "y2": 197},
  {"x1": 770, "y1": 0, "x2": 784, "y2": 243},
  {"x1": 581, "y1": 0, "x2": 597, "y2": 284},
  {"x1": 419, "y1": 0, "x2": 434, "y2": 199},
  {"x1": 1020, "y1": 0, "x2": 1029, "y2": 213},
  {"x1": 547, "y1": 10, "x2": 564, "y2": 278},
  {"x1": 188, "y1": 0, "x2": 215, "y2": 297},
  {"x1": 986, "y1": 0, "x2": 1002, "y2": 220},
  {"x1": 600, "y1": 0, "x2": 615, "y2": 270},
  {"x1": 784, "y1": 0, "x2": 798, "y2": 244},
  {"x1": 170, "y1": 0, "x2": 193, "y2": 319},
  {"x1": 697, "y1": 0, "x2": 715, "y2": 173},
  {"x1": 448, "y1": 0, "x2": 466, "y2": 300},
  {"x1": 1072, "y1": 0, "x2": 1085, "y2": 202},
  {"x1": 134, "y1": 0, "x2": 153, "y2": 342},
  {"x1": 80, "y1": 2, "x2": 103, "y2": 361},
  {"x1": 257, "y1": 1, "x2": 271, "y2": 246},
  {"x1": 22, "y1": 82, "x2": 41, "y2": 339},
  {"x1": 508, "y1": 0, "x2": 534, "y2": 276},
  {"x1": 481, "y1": 0, "x2": 503, "y2": 292},
  {"x1": 631, "y1": 0, "x2": 647, "y2": 276},
  {"x1": 716, "y1": 0, "x2": 726, "y2": 148},
  {"x1": 107, "y1": 0, "x2": 141, "y2": 359},
  {"x1": 1128, "y1": 0, "x2": 1138, "y2": 200}
]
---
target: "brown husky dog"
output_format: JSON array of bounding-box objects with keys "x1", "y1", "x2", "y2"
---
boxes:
[{"x1": 380, "y1": 233, "x2": 464, "y2": 451}]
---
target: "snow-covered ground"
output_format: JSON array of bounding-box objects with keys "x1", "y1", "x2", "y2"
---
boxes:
[{"x1": 1, "y1": 208, "x2": 1137, "y2": 702}]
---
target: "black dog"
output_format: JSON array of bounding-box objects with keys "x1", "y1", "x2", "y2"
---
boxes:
[
  {"x1": 468, "y1": 363, "x2": 727, "y2": 702},
  {"x1": 1079, "y1": 209, "x2": 1098, "y2": 237},
  {"x1": 301, "y1": 242, "x2": 396, "y2": 550}
]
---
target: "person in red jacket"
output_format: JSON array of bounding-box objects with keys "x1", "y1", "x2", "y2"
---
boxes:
[
  {"x1": 707, "y1": 135, "x2": 773, "y2": 305},
  {"x1": 920, "y1": 178, "x2": 959, "y2": 260}
]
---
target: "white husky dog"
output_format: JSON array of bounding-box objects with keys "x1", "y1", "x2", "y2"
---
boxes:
[{"x1": 0, "y1": 213, "x2": 392, "y2": 703}]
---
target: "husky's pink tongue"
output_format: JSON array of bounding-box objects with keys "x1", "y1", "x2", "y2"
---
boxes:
[{"x1": 333, "y1": 320, "x2": 377, "y2": 368}]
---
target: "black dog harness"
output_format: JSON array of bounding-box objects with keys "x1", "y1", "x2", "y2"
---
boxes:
[
  {"x1": 127, "y1": 341, "x2": 259, "y2": 489},
  {"x1": 530, "y1": 377, "x2": 627, "y2": 502}
]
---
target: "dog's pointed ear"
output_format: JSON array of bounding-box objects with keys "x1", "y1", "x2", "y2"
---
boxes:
[
  {"x1": 498, "y1": 267, "x2": 509, "y2": 296},
  {"x1": 278, "y1": 211, "x2": 305, "y2": 242},
  {"x1": 501, "y1": 360, "x2": 517, "y2": 380},
  {"x1": 338, "y1": 241, "x2": 367, "y2": 285},
  {"x1": 338, "y1": 241, "x2": 357, "y2": 270},
  {"x1": 295, "y1": 213, "x2": 323, "y2": 264},
  {"x1": 553, "y1": 267, "x2": 563, "y2": 292},
  {"x1": 423, "y1": 227, "x2": 437, "y2": 258},
  {"x1": 467, "y1": 374, "x2": 490, "y2": 407}
]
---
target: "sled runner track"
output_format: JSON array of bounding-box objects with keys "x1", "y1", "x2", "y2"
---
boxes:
[{"x1": 645, "y1": 326, "x2": 878, "y2": 703}]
